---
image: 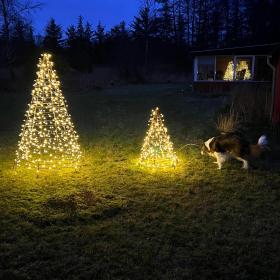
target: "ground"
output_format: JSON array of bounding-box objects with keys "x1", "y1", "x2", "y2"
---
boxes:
[{"x1": 0, "y1": 84, "x2": 280, "y2": 280}]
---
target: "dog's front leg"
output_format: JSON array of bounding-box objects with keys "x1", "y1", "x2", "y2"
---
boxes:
[
  {"x1": 242, "y1": 160, "x2": 249, "y2": 169},
  {"x1": 214, "y1": 152, "x2": 225, "y2": 170},
  {"x1": 214, "y1": 159, "x2": 223, "y2": 169}
]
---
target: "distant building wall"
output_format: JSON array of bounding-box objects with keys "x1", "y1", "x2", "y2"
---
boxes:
[{"x1": 273, "y1": 55, "x2": 280, "y2": 123}]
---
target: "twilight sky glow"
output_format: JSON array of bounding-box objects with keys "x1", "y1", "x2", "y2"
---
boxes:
[{"x1": 32, "y1": 0, "x2": 141, "y2": 34}]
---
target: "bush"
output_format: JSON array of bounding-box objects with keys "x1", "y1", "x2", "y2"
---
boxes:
[
  {"x1": 216, "y1": 106, "x2": 241, "y2": 134},
  {"x1": 215, "y1": 84, "x2": 272, "y2": 138},
  {"x1": 230, "y1": 84, "x2": 272, "y2": 124}
]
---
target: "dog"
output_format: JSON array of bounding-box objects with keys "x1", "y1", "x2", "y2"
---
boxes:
[{"x1": 201, "y1": 133, "x2": 269, "y2": 170}]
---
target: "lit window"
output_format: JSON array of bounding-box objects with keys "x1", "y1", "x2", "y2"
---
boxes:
[
  {"x1": 216, "y1": 56, "x2": 234, "y2": 81},
  {"x1": 235, "y1": 57, "x2": 252, "y2": 80}
]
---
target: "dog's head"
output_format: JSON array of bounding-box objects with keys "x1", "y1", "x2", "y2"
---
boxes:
[{"x1": 201, "y1": 137, "x2": 215, "y2": 156}]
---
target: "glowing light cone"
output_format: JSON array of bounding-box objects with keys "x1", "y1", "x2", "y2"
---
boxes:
[
  {"x1": 15, "y1": 53, "x2": 82, "y2": 170},
  {"x1": 223, "y1": 61, "x2": 234, "y2": 81},
  {"x1": 140, "y1": 107, "x2": 177, "y2": 168}
]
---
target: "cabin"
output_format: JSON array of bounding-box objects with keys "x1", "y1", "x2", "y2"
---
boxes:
[
  {"x1": 192, "y1": 43, "x2": 280, "y2": 124},
  {"x1": 192, "y1": 43, "x2": 280, "y2": 93}
]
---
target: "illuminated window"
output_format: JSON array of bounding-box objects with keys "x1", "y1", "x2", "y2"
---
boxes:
[
  {"x1": 216, "y1": 56, "x2": 234, "y2": 80},
  {"x1": 235, "y1": 57, "x2": 252, "y2": 80},
  {"x1": 194, "y1": 54, "x2": 273, "y2": 82}
]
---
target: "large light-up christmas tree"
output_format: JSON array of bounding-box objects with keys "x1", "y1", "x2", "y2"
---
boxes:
[
  {"x1": 140, "y1": 107, "x2": 177, "y2": 168},
  {"x1": 16, "y1": 53, "x2": 82, "y2": 170}
]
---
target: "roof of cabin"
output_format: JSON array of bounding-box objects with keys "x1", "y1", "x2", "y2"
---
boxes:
[{"x1": 191, "y1": 43, "x2": 280, "y2": 56}]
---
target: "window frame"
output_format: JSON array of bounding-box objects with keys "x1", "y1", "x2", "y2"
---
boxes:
[
  {"x1": 195, "y1": 56, "x2": 216, "y2": 81},
  {"x1": 194, "y1": 55, "x2": 257, "y2": 82},
  {"x1": 234, "y1": 55, "x2": 255, "y2": 81}
]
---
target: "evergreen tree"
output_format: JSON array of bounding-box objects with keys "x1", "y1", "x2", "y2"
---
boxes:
[
  {"x1": 77, "y1": 15, "x2": 84, "y2": 40},
  {"x1": 85, "y1": 21, "x2": 94, "y2": 43},
  {"x1": 208, "y1": 0, "x2": 223, "y2": 47},
  {"x1": 65, "y1": 24, "x2": 78, "y2": 68},
  {"x1": 176, "y1": 0, "x2": 186, "y2": 45},
  {"x1": 84, "y1": 21, "x2": 93, "y2": 71},
  {"x1": 26, "y1": 25, "x2": 35, "y2": 47},
  {"x1": 93, "y1": 22, "x2": 107, "y2": 64},
  {"x1": 156, "y1": 0, "x2": 173, "y2": 41},
  {"x1": 185, "y1": 0, "x2": 191, "y2": 45},
  {"x1": 244, "y1": 0, "x2": 274, "y2": 44},
  {"x1": 12, "y1": 19, "x2": 26, "y2": 45},
  {"x1": 11, "y1": 19, "x2": 35, "y2": 64},
  {"x1": 132, "y1": 1, "x2": 158, "y2": 71},
  {"x1": 65, "y1": 17, "x2": 93, "y2": 71},
  {"x1": 95, "y1": 21, "x2": 106, "y2": 44},
  {"x1": 110, "y1": 21, "x2": 128, "y2": 41},
  {"x1": 43, "y1": 18, "x2": 62, "y2": 52},
  {"x1": 108, "y1": 21, "x2": 130, "y2": 67},
  {"x1": 191, "y1": 0, "x2": 197, "y2": 45},
  {"x1": 65, "y1": 24, "x2": 76, "y2": 48},
  {"x1": 196, "y1": 0, "x2": 209, "y2": 47},
  {"x1": 230, "y1": 0, "x2": 242, "y2": 44},
  {"x1": 0, "y1": 0, "x2": 41, "y2": 79}
]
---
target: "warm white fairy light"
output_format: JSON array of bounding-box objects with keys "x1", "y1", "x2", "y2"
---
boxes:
[
  {"x1": 140, "y1": 107, "x2": 177, "y2": 168},
  {"x1": 223, "y1": 61, "x2": 234, "y2": 81},
  {"x1": 15, "y1": 53, "x2": 82, "y2": 170},
  {"x1": 224, "y1": 60, "x2": 251, "y2": 81},
  {"x1": 236, "y1": 60, "x2": 251, "y2": 80}
]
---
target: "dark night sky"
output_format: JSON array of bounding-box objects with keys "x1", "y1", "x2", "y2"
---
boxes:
[{"x1": 32, "y1": 0, "x2": 141, "y2": 34}]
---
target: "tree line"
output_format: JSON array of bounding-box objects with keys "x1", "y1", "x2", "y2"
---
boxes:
[{"x1": 1, "y1": 0, "x2": 280, "y2": 80}]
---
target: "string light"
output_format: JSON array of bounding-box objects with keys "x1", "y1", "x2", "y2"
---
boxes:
[
  {"x1": 15, "y1": 53, "x2": 82, "y2": 170},
  {"x1": 140, "y1": 107, "x2": 177, "y2": 168},
  {"x1": 236, "y1": 60, "x2": 251, "y2": 80},
  {"x1": 223, "y1": 61, "x2": 234, "y2": 81},
  {"x1": 224, "y1": 60, "x2": 251, "y2": 81}
]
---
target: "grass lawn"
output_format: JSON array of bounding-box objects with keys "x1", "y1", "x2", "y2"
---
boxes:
[{"x1": 0, "y1": 84, "x2": 280, "y2": 279}]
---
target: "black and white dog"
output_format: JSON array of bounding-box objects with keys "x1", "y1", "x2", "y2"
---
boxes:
[{"x1": 201, "y1": 133, "x2": 268, "y2": 169}]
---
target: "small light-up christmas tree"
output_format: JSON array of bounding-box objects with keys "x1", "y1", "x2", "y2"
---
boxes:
[
  {"x1": 15, "y1": 53, "x2": 82, "y2": 170},
  {"x1": 223, "y1": 61, "x2": 234, "y2": 81},
  {"x1": 140, "y1": 107, "x2": 177, "y2": 168}
]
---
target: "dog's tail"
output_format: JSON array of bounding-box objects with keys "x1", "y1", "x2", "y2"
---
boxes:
[{"x1": 250, "y1": 135, "x2": 269, "y2": 158}]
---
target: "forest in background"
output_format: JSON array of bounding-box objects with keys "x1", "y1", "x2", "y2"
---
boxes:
[{"x1": 1, "y1": 0, "x2": 280, "y2": 86}]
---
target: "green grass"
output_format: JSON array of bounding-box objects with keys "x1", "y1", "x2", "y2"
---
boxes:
[{"x1": 1, "y1": 84, "x2": 280, "y2": 279}]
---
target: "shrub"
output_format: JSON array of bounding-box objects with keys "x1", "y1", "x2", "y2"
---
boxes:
[
  {"x1": 230, "y1": 84, "x2": 272, "y2": 124},
  {"x1": 216, "y1": 106, "x2": 241, "y2": 134}
]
